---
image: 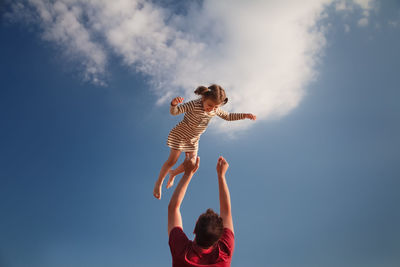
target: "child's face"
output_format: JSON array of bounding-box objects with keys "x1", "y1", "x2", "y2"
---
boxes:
[{"x1": 203, "y1": 98, "x2": 221, "y2": 113}]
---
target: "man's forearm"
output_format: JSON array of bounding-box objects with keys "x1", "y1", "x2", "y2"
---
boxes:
[
  {"x1": 169, "y1": 173, "x2": 193, "y2": 210},
  {"x1": 218, "y1": 174, "x2": 231, "y2": 217}
]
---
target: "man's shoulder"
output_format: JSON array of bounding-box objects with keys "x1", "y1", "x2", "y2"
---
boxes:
[
  {"x1": 169, "y1": 227, "x2": 191, "y2": 259},
  {"x1": 169, "y1": 227, "x2": 187, "y2": 241},
  {"x1": 218, "y1": 228, "x2": 235, "y2": 256},
  {"x1": 169, "y1": 227, "x2": 190, "y2": 246},
  {"x1": 169, "y1": 226, "x2": 184, "y2": 235},
  {"x1": 221, "y1": 227, "x2": 235, "y2": 239}
]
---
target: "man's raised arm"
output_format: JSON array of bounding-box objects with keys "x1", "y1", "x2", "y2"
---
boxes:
[
  {"x1": 167, "y1": 156, "x2": 200, "y2": 236},
  {"x1": 216, "y1": 156, "x2": 234, "y2": 233}
]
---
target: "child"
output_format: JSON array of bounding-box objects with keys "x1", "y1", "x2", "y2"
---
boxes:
[{"x1": 153, "y1": 84, "x2": 256, "y2": 199}]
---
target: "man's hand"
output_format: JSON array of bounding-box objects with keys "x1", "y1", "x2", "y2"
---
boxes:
[
  {"x1": 216, "y1": 156, "x2": 229, "y2": 177},
  {"x1": 171, "y1": 97, "x2": 184, "y2": 106},
  {"x1": 183, "y1": 155, "x2": 200, "y2": 175}
]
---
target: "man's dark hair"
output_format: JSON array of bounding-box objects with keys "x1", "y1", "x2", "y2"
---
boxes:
[{"x1": 194, "y1": 208, "x2": 224, "y2": 248}]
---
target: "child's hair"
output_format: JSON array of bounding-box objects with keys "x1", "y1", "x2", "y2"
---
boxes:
[{"x1": 194, "y1": 84, "x2": 228, "y2": 105}]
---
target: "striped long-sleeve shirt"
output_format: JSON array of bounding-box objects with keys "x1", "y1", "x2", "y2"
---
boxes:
[{"x1": 167, "y1": 98, "x2": 246, "y2": 152}]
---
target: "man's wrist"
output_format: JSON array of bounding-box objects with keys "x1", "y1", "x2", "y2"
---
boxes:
[{"x1": 183, "y1": 172, "x2": 195, "y2": 178}]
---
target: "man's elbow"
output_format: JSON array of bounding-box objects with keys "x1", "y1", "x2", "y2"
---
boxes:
[
  {"x1": 220, "y1": 208, "x2": 232, "y2": 218},
  {"x1": 168, "y1": 202, "x2": 179, "y2": 212}
]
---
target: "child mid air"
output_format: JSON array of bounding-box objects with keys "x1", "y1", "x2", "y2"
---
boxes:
[{"x1": 153, "y1": 84, "x2": 256, "y2": 199}]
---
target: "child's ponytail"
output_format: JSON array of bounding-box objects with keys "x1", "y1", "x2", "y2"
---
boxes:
[
  {"x1": 194, "y1": 84, "x2": 228, "y2": 106},
  {"x1": 194, "y1": 86, "x2": 209, "y2": 95}
]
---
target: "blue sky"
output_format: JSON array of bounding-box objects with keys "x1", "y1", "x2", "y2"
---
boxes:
[{"x1": 1, "y1": 1, "x2": 400, "y2": 267}]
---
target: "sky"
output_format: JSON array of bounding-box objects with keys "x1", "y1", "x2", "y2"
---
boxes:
[{"x1": 0, "y1": 0, "x2": 400, "y2": 266}]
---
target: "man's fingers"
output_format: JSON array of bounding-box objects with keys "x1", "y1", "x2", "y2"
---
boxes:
[
  {"x1": 188, "y1": 156, "x2": 199, "y2": 172},
  {"x1": 185, "y1": 153, "x2": 195, "y2": 160},
  {"x1": 220, "y1": 156, "x2": 228, "y2": 168}
]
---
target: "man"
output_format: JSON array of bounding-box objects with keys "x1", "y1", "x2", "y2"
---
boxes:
[{"x1": 168, "y1": 155, "x2": 234, "y2": 267}]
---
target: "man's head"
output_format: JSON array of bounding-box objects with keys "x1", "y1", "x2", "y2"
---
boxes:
[{"x1": 194, "y1": 208, "x2": 224, "y2": 248}]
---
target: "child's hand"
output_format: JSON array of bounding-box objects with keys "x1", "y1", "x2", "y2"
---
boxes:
[
  {"x1": 171, "y1": 97, "x2": 184, "y2": 106},
  {"x1": 216, "y1": 156, "x2": 229, "y2": 177},
  {"x1": 246, "y1": 113, "x2": 257, "y2": 120}
]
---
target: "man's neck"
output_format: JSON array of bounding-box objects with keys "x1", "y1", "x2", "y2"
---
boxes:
[{"x1": 193, "y1": 239, "x2": 214, "y2": 252}]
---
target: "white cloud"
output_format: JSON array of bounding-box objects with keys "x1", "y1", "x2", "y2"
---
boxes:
[
  {"x1": 353, "y1": 0, "x2": 375, "y2": 27},
  {"x1": 12, "y1": 0, "x2": 108, "y2": 85},
  {"x1": 334, "y1": 0, "x2": 375, "y2": 28},
  {"x1": 344, "y1": 24, "x2": 351, "y2": 32},
  {"x1": 352, "y1": 0, "x2": 374, "y2": 10},
  {"x1": 6, "y1": 0, "x2": 377, "y2": 132},
  {"x1": 335, "y1": 0, "x2": 353, "y2": 12}
]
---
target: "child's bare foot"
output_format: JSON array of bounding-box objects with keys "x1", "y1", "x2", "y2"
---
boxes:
[
  {"x1": 153, "y1": 181, "x2": 162, "y2": 199},
  {"x1": 166, "y1": 170, "x2": 177, "y2": 189}
]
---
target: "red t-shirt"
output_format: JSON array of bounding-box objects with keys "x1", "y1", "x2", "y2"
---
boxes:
[{"x1": 169, "y1": 227, "x2": 235, "y2": 267}]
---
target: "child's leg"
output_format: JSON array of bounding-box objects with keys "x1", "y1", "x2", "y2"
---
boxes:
[
  {"x1": 166, "y1": 151, "x2": 197, "y2": 189},
  {"x1": 166, "y1": 164, "x2": 184, "y2": 189},
  {"x1": 153, "y1": 149, "x2": 181, "y2": 199}
]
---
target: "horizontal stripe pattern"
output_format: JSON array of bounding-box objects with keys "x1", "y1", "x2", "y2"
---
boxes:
[
  {"x1": 167, "y1": 98, "x2": 246, "y2": 152},
  {"x1": 215, "y1": 108, "x2": 246, "y2": 121}
]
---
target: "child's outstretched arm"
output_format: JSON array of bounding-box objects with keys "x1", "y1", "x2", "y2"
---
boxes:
[
  {"x1": 170, "y1": 97, "x2": 196, "y2": 116},
  {"x1": 216, "y1": 108, "x2": 257, "y2": 121}
]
